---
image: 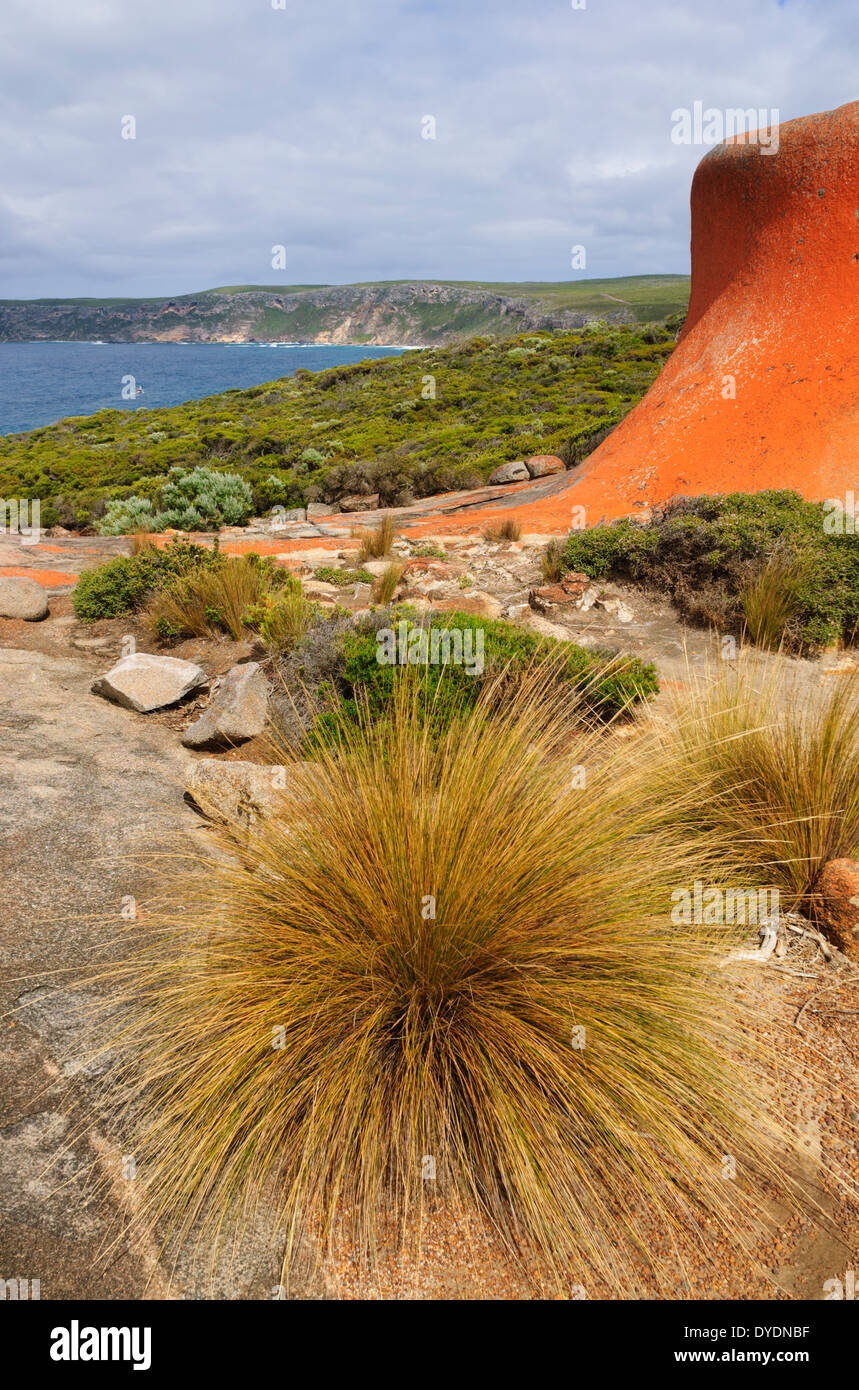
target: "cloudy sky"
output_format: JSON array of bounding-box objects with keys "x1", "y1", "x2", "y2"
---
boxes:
[{"x1": 0, "y1": 0, "x2": 856, "y2": 298}]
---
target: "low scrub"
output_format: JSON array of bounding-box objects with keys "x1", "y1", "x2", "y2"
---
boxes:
[
  {"x1": 277, "y1": 608, "x2": 658, "y2": 752},
  {"x1": 72, "y1": 540, "x2": 223, "y2": 622},
  {"x1": 98, "y1": 467, "x2": 254, "y2": 535},
  {"x1": 561, "y1": 490, "x2": 859, "y2": 651},
  {"x1": 98, "y1": 671, "x2": 809, "y2": 1288},
  {"x1": 145, "y1": 552, "x2": 290, "y2": 642}
]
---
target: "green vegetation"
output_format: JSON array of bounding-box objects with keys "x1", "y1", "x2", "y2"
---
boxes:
[
  {"x1": 0, "y1": 320, "x2": 680, "y2": 530},
  {"x1": 71, "y1": 540, "x2": 223, "y2": 622},
  {"x1": 99, "y1": 466, "x2": 254, "y2": 534},
  {"x1": 561, "y1": 490, "x2": 859, "y2": 651},
  {"x1": 314, "y1": 565, "x2": 374, "y2": 587},
  {"x1": 304, "y1": 609, "x2": 658, "y2": 746}
]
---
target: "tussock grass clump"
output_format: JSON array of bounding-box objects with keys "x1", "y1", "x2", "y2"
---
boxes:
[
  {"x1": 372, "y1": 561, "x2": 404, "y2": 605},
  {"x1": 484, "y1": 517, "x2": 522, "y2": 542},
  {"x1": 99, "y1": 669, "x2": 808, "y2": 1289},
  {"x1": 541, "y1": 537, "x2": 565, "y2": 583},
  {"x1": 661, "y1": 659, "x2": 859, "y2": 920},
  {"x1": 356, "y1": 513, "x2": 396, "y2": 562},
  {"x1": 145, "y1": 552, "x2": 283, "y2": 641},
  {"x1": 739, "y1": 550, "x2": 806, "y2": 650}
]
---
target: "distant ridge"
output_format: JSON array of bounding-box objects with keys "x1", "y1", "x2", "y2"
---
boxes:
[{"x1": 0, "y1": 276, "x2": 689, "y2": 347}]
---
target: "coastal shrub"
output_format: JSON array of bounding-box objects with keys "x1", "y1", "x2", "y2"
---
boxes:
[
  {"x1": 145, "y1": 552, "x2": 288, "y2": 641},
  {"x1": 0, "y1": 321, "x2": 679, "y2": 528},
  {"x1": 72, "y1": 541, "x2": 222, "y2": 622},
  {"x1": 308, "y1": 609, "x2": 657, "y2": 746},
  {"x1": 99, "y1": 670, "x2": 811, "y2": 1288},
  {"x1": 157, "y1": 466, "x2": 254, "y2": 530},
  {"x1": 314, "y1": 566, "x2": 374, "y2": 587},
  {"x1": 243, "y1": 582, "x2": 314, "y2": 652},
  {"x1": 562, "y1": 490, "x2": 859, "y2": 651}
]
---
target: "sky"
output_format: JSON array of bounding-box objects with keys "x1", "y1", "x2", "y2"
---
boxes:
[{"x1": 0, "y1": 0, "x2": 857, "y2": 298}]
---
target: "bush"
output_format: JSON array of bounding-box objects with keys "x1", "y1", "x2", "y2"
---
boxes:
[
  {"x1": 308, "y1": 609, "x2": 657, "y2": 746},
  {"x1": 562, "y1": 491, "x2": 859, "y2": 651},
  {"x1": 98, "y1": 670, "x2": 810, "y2": 1288},
  {"x1": 97, "y1": 467, "x2": 254, "y2": 536},
  {"x1": 72, "y1": 541, "x2": 222, "y2": 622},
  {"x1": 315, "y1": 566, "x2": 374, "y2": 587},
  {"x1": 145, "y1": 553, "x2": 289, "y2": 641}
]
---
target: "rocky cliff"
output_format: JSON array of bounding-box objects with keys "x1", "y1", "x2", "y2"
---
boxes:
[{"x1": 0, "y1": 277, "x2": 685, "y2": 346}]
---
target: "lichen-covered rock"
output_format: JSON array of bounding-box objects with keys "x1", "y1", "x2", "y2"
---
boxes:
[
  {"x1": 184, "y1": 759, "x2": 294, "y2": 829},
  {"x1": 819, "y1": 858, "x2": 859, "y2": 960},
  {"x1": 181, "y1": 663, "x2": 268, "y2": 749},
  {"x1": 0, "y1": 576, "x2": 48, "y2": 620},
  {"x1": 91, "y1": 653, "x2": 208, "y2": 712}
]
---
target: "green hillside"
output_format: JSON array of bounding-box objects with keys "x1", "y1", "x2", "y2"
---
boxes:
[{"x1": 0, "y1": 317, "x2": 682, "y2": 530}]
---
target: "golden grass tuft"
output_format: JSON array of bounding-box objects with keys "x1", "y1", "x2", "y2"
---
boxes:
[
  {"x1": 95, "y1": 665, "x2": 819, "y2": 1290},
  {"x1": 372, "y1": 561, "x2": 404, "y2": 606},
  {"x1": 356, "y1": 513, "x2": 396, "y2": 562},
  {"x1": 541, "y1": 537, "x2": 565, "y2": 583},
  {"x1": 484, "y1": 517, "x2": 522, "y2": 542},
  {"x1": 659, "y1": 655, "x2": 859, "y2": 920}
]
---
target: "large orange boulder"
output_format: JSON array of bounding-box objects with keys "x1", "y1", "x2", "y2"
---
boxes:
[{"x1": 563, "y1": 99, "x2": 859, "y2": 522}]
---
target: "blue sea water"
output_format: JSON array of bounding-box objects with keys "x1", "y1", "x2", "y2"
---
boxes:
[{"x1": 0, "y1": 341, "x2": 410, "y2": 436}]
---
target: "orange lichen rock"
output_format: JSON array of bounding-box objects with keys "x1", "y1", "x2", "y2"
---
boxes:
[{"x1": 563, "y1": 98, "x2": 859, "y2": 522}]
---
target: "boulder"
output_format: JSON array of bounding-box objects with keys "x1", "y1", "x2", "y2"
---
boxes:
[
  {"x1": 524, "y1": 455, "x2": 565, "y2": 479},
  {"x1": 184, "y1": 759, "x2": 293, "y2": 829},
  {"x1": 181, "y1": 663, "x2": 269, "y2": 749},
  {"x1": 91, "y1": 653, "x2": 208, "y2": 713},
  {"x1": 528, "y1": 571, "x2": 591, "y2": 615},
  {"x1": 306, "y1": 503, "x2": 334, "y2": 520},
  {"x1": 488, "y1": 461, "x2": 530, "y2": 485},
  {"x1": 0, "y1": 576, "x2": 49, "y2": 621},
  {"x1": 818, "y1": 858, "x2": 859, "y2": 959}
]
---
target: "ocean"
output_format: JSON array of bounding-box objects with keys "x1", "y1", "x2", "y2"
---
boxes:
[{"x1": 0, "y1": 341, "x2": 410, "y2": 436}]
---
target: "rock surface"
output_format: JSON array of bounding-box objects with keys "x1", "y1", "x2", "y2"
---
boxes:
[
  {"x1": 91, "y1": 653, "x2": 208, "y2": 712},
  {"x1": 184, "y1": 758, "x2": 290, "y2": 828},
  {"x1": 819, "y1": 858, "x2": 859, "y2": 960},
  {"x1": 182, "y1": 662, "x2": 269, "y2": 749},
  {"x1": 0, "y1": 575, "x2": 49, "y2": 620}
]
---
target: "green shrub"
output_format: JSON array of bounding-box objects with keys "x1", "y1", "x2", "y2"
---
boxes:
[
  {"x1": 315, "y1": 566, "x2": 374, "y2": 587},
  {"x1": 72, "y1": 541, "x2": 227, "y2": 622},
  {"x1": 97, "y1": 467, "x2": 254, "y2": 535},
  {"x1": 562, "y1": 491, "x2": 859, "y2": 651},
  {"x1": 308, "y1": 609, "x2": 657, "y2": 746}
]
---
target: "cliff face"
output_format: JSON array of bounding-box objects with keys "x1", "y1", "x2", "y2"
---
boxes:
[{"x1": 0, "y1": 282, "x2": 597, "y2": 346}]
